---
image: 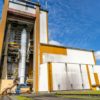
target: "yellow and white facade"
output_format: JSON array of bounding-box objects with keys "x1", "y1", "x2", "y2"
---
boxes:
[
  {"x1": 0, "y1": 0, "x2": 100, "y2": 94},
  {"x1": 39, "y1": 44, "x2": 97, "y2": 91}
]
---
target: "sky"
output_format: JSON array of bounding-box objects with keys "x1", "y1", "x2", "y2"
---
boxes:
[{"x1": 0, "y1": 0, "x2": 100, "y2": 64}]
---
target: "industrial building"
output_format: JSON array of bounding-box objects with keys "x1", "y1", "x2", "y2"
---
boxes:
[{"x1": 0, "y1": 0, "x2": 100, "y2": 94}]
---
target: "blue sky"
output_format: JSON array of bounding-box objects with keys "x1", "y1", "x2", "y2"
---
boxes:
[{"x1": 0, "y1": 0, "x2": 100, "y2": 64}]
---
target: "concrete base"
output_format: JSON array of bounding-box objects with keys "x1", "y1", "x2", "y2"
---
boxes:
[{"x1": 0, "y1": 79, "x2": 16, "y2": 94}]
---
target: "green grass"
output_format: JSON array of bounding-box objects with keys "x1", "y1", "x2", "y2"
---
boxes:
[
  {"x1": 56, "y1": 90, "x2": 100, "y2": 95},
  {"x1": 56, "y1": 90, "x2": 100, "y2": 100},
  {"x1": 58, "y1": 95, "x2": 100, "y2": 100},
  {"x1": 15, "y1": 91, "x2": 100, "y2": 100},
  {"x1": 16, "y1": 96, "x2": 32, "y2": 100}
]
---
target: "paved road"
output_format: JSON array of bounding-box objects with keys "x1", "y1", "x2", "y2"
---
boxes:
[
  {"x1": 32, "y1": 96, "x2": 80, "y2": 100},
  {"x1": 24, "y1": 94, "x2": 81, "y2": 100},
  {"x1": 0, "y1": 96, "x2": 12, "y2": 100}
]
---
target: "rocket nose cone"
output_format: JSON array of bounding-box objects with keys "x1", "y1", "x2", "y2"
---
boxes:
[
  {"x1": 22, "y1": 28, "x2": 27, "y2": 34},
  {"x1": 21, "y1": 28, "x2": 27, "y2": 43}
]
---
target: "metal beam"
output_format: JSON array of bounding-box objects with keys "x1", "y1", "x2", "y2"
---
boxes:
[
  {"x1": 33, "y1": 6, "x2": 40, "y2": 94},
  {"x1": 0, "y1": 0, "x2": 9, "y2": 65},
  {"x1": 2, "y1": 23, "x2": 11, "y2": 79}
]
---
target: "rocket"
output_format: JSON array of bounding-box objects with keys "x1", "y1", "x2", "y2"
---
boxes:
[{"x1": 18, "y1": 28, "x2": 27, "y2": 84}]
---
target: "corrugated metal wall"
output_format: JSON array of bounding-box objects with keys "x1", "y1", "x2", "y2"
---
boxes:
[
  {"x1": 39, "y1": 63, "x2": 91, "y2": 91},
  {"x1": 52, "y1": 63, "x2": 70, "y2": 90},
  {"x1": 81, "y1": 65, "x2": 90, "y2": 89}
]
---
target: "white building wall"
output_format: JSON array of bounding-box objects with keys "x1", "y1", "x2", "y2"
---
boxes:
[
  {"x1": 52, "y1": 63, "x2": 71, "y2": 91},
  {"x1": 67, "y1": 49, "x2": 94, "y2": 65},
  {"x1": 94, "y1": 65, "x2": 100, "y2": 84},
  {"x1": 40, "y1": 11, "x2": 48, "y2": 44},
  {"x1": 81, "y1": 65, "x2": 90, "y2": 89},
  {"x1": 39, "y1": 63, "x2": 48, "y2": 91},
  {"x1": 39, "y1": 47, "x2": 95, "y2": 91},
  {"x1": 38, "y1": 62, "x2": 92, "y2": 91},
  {"x1": 67, "y1": 64, "x2": 83, "y2": 90},
  {"x1": 88, "y1": 65, "x2": 96, "y2": 86},
  {"x1": 51, "y1": 63, "x2": 90, "y2": 91},
  {"x1": 43, "y1": 49, "x2": 94, "y2": 65},
  {"x1": 9, "y1": 2, "x2": 36, "y2": 15}
]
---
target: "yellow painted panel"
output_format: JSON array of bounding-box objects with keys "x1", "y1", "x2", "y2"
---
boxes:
[
  {"x1": 86, "y1": 65, "x2": 96, "y2": 90},
  {"x1": 0, "y1": 0, "x2": 9, "y2": 61},
  {"x1": 40, "y1": 53, "x2": 43, "y2": 64},
  {"x1": 40, "y1": 44, "x2": 67, "y2": 64},
  {"x1": 48, "y1": 62, "x2": 53, "y2": 92},
  {"x1": 86, "y1": 65, "x2": 92, "y2": 90},
  {"x1": 34, "y1": 6, "x2": 40, "y2": 94},
  {"x1": 40, "y1": 44, "x2": 67, "y2": 55},
  {"x1": 92, "y1": 51, "x2": 96, "y2": 65},
  {"x1": 94, "y1": 73, "x2": 99, "y2": 86}
]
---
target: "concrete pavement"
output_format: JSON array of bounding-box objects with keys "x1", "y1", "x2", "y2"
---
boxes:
[
  {"x1": 32, "y1": 96, "x2": 80, "y2": 100},
  {"x1": 0, "y1": 96, "x2": 12, "y2": 100},
  {"x1": 22, "y1": 94, "x2": 81, "y2": 100}
]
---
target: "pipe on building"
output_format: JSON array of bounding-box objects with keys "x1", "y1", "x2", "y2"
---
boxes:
[{"x1": 18, "y1": 28, "x2": 27, "y2": 84}]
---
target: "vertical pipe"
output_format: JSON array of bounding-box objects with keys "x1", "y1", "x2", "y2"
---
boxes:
[{"x1": 19, "y1": 28, "x2": 27, "y2": 84}]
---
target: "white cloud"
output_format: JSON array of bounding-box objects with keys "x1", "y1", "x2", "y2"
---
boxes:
[
  {"x1": 95, "y1": 51, "x2": 100, "y2": 60},
  {"x1": 49, "y1": 40, "x2": 62, "y2": 46}
]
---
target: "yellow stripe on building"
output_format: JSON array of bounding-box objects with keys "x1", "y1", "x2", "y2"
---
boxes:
[{"x1": 48, "y1": 62, "x2": 53, "y2": 92}]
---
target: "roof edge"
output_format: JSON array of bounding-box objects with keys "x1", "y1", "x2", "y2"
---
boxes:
[{"x1": 40, "y1": 43, "x2": 94, "y2": 52}]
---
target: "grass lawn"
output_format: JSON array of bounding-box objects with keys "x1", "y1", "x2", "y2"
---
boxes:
[
  {"x1": 56, "y1": 90, "x2": 100, "y2": 95},
  {"x1": 58, "y1": 95, "x2": 100, "y2": 100},
  {"x1": 15, "y1": 91, "x2": 100, "y2": 100},
  {"x1": 16, "y1": 96, "x2": 32, "y2": 100},
  {"x1": 56, "y1": 90, "x2": 100, "y2": 100}
]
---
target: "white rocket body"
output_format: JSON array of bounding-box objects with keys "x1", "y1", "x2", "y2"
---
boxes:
[{"x1": 18, "y1": 28, "x2": 27, "y2": 84}]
